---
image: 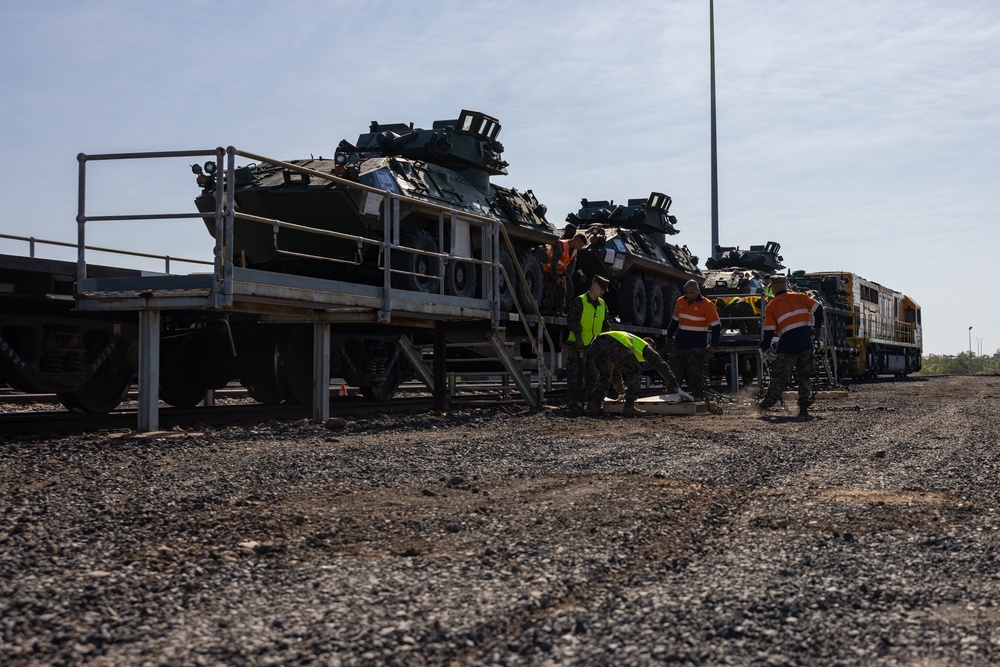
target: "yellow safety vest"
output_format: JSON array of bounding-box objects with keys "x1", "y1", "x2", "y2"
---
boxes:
[
  {"x1": 567, "y1": 295, "x2": 606, "y2": 346},
  {"x1": 604, "y1": 331, "x2": 649, "y2": 362}
]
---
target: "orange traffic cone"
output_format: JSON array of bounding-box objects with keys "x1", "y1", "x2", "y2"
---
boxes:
[{"x1": 339, "y1": 384, "x2": 348, "y2": 397}]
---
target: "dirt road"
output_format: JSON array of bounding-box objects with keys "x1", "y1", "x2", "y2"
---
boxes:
[{"x1": 2, "y1": 375, "x2": 999, "y2": 665}]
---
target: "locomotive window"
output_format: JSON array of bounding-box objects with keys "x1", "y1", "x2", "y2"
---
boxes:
[{"x1": 860, "y1": 285, "x2": 879, "y2": 304}]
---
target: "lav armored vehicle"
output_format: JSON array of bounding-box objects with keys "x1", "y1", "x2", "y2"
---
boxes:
[
  {"x1": 566, "y1": 193, "x2": 702, "y2": 327},
  {"x1": 194, "y1": 109, "x2": 557, "y2": 310},
  {"x1": 184, "y1": 111, "x2": 560, "y2": 407},
  {"x1": 701, "y1": 241, "x2": 784, "y2": 334}
]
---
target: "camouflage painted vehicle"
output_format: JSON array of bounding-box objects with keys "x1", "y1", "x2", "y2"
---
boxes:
[
  {"x1": 194, "y1": 110, "x2": 557, "y2": 310},
  {"x1": 567, "y1": 193, "x2": 702, "y2": 327},
  {"x1": 701, "y1": 241, "x2": 784, "y2": 335}
]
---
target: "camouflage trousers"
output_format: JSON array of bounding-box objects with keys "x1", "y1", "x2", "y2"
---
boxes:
[
  {"x1": 586, "y1": 336, "x2": 639, "y2": 402},
  {"x1": 669, "y1": 347, "x2": 709, "y2": 398},
  {"x1": 542, "y1": 274, "x2": 568, "y2": 315},
  {"x1": 565, "y1": 346, "x2": 587, "y2": 405},
  {"x1": 761, "y1": 349, "x2": 815, "y2": 409}
]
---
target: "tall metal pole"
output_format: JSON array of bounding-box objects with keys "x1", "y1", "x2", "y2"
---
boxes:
[
  {"x1": 710, "y1": 0, "x2": 720, "y2": 255},
  {"x1": 969, "y1": 325, "x2": 973, "y2": 374}
]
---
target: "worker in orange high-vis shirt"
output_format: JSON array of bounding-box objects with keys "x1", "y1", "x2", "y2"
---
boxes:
[
  {"x1": 666, "y1": 280, "x2": 722, "y2": 412},
  {"x1": 756, "y1": 275, "x2": 824, "y2": 419}
]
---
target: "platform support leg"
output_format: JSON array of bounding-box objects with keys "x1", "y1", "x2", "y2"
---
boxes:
[
  {"x1": 433, "y1": 327, "x2": 447, "y2": 412},
  {"x1": 312, "y1": 322, "x2": 330, "y2": 424},
  {"x1": 138, "y1": 309, "x2": 160, "y2": 433}
]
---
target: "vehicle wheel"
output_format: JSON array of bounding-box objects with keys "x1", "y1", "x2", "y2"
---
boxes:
[
  {"x1": 445, "y1": 257, "x2": 477, "y2": 299},
  {"x1": 359, "y1": 343, "x2": 407, "y2": 402},
  {"x1": 660, "y1": 284, "x2": 681, "y2": 327},
  {"x1": 238, "y1": 326, "x2": 285, "y2": 405},
  {"x1": 57, "y1": 353, "x2": 133, "y2": 414},
  {"x1": 616, "y1": 275, "x2": 647, "y2": 326},
  {"x1": 159, "y1": 367, "x2": 211, "y2": 409},
  {"x1": 391, "y1": 228, "x2": 440, "y2": 293},
  {"x1": 243, "y1": 372, "x2": 284, "y2": 405},
  {"x1": 644, "y1": 280, "x2": 664, "y2": 328},
  {"x1": 517, "y1": 250, "x2": 544, "y2": 310},
  {"x1": 276, "y1": 325, "x2": 314, "y2": 406},
  {"x1": 496, "y1": 247, "x2": 519, "y2": 312}
]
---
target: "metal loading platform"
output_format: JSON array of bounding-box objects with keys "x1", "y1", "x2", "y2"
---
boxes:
[{"x1": 74, "y1": 147, "x2": 558, "y2": 432}]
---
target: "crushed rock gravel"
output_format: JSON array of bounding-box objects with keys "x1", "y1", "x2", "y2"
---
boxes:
[{"x1": 2, "y1": 375, "x2": 999, "y2": 666}]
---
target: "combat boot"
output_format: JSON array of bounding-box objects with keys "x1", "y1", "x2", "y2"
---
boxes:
[
  {"x1": 622, "y1": 400, "x2": 645, "y2": 417},
  {"x1": 585, "y1": 399, "x2": 603, "y2": 416}
]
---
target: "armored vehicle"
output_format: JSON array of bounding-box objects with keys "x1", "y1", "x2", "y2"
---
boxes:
[
  {"x1": 194, "y1": 110, "x2": 557, "y2": 310},
  {"x1": 566, "y1": 193, "x2": 702, "y2": 327},
  {"x1": 701, "y1": 241, "x2": 784, "y2": 335}
]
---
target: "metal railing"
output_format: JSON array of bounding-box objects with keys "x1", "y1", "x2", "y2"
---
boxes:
[
  {"x1": 74, "y1": 146, "x2": 555, "y2": 388},
  {"x1": 0, "y1": 232, "x2": 211, "y2": 274}
]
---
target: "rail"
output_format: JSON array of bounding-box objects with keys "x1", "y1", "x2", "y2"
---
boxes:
[
  {"x1": 852, "y1": 313, "x2": 918, "y2": 345},
  {"x1": 0, "y1": 232, "x2": 211, "y2": 274}
]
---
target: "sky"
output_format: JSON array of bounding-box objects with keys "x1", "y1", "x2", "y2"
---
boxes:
[{"x1": 1, "y1": 0, "x2": 997, "y2": 356}]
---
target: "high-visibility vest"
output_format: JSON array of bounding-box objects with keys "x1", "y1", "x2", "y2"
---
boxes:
[
  {"x1": 567, "y1": 295, "x2": 606, "y2": 346},
  {"x1": 542, "y1": 239, "x2": 576, "y2": 274},
  {"x1": 763, "y1": 291, "x2": 819, "y2": 337},
  {"x1": 672, "y1": 296, "x2": 721, "y2": 333},
  {"x1": 602, "y1": 331, "x2": 649, "y2": 362}
]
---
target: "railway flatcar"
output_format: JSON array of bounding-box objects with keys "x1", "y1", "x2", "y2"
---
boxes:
[{"x1": 0, "y1": 253, "x2": 139, "y2": 413}]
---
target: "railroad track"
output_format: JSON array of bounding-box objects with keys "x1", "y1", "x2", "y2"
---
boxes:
[{"x1": 0, "y1": 396, "x2": 452, "y2": 437}]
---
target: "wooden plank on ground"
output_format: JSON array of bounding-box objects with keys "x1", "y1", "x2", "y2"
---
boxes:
[{"x1": 603, "y1": 395, "x2": 708, "y2": 415}]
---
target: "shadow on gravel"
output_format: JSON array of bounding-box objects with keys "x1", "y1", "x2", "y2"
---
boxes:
[{"x1": 757, "y1": 415, "x2": 824, "y2": 423}]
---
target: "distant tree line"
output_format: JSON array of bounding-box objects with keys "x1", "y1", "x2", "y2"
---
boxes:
[{"x1": 918, "y1": 351, "x2": 1000, "y2": 375}]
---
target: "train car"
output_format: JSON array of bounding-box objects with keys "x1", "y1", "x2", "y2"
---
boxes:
[
  {"x1": 0, "y1": 253, "x2": 139, "y2": 413},
  {"x1": 806, "y1": 271, "x2": 922, "y2": 378}
]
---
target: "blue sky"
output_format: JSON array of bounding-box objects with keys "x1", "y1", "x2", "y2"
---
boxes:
[{"x1": 1, "y1": 0, "x2": 997, "y2": 355}]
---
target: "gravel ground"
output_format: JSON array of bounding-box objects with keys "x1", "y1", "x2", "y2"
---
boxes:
[{"x1": 2, "y1": 375, "x2": 999, "y2": 666}]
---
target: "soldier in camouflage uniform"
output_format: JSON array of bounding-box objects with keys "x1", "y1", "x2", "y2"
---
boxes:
[
  {"x1": 564, "y1": 275, "x2": 611, "y2": 410},
  {"x1": 756, "y1": 275, "x2": 824, "y2": 419},
  {"x1": 585, "y1": 331, "x2": 680, "y2": 417}
]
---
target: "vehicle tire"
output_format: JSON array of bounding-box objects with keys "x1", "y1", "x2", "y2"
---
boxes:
[
  {"x1": 660, "y1": 284, "x2": 681, "y2": 327},
  {"x1": 445, "y1": 257, "x2": 477, "y2": 299},
  {"x1": 644, "y1": 280, "x2": 664, "y2": 328},
  {"x1": 496, "y1": 247, "x2": 519, "y2": 312},
  {"x1": 616, "y1": 275, "x2": 647, "y2": 326},
  {"x1": 517, "y1": 250, "x2": 544, "y2": 311},
  {"x1": 391, "y1": 228, "x2": 440, "y2": 293}
]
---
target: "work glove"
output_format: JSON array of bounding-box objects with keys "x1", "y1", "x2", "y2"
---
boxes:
[{"x1": 574, "y1": 338, "x2": 585, "y2": 352}]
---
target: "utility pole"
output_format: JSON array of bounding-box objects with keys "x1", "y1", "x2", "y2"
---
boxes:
[
  {"x1": 969, "y1": 326, "x2": 974, "y2": 374},
  {"x1": 710, "y1": 0, "x2": 720, "y2": 256}
]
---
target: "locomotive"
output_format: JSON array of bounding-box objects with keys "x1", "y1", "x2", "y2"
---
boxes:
[
  {"x1": 800, "y1": 271, "x2": 922, "y2": 378},
  {"x1": 567, "y1": 193, "x2": 702, "y2": 327}
]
